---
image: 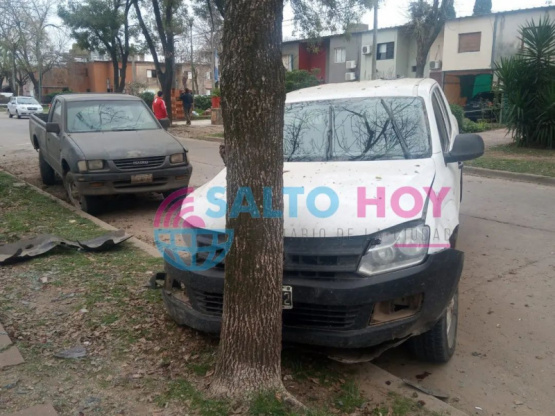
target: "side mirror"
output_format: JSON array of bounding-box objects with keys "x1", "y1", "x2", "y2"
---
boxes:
[
  {"x1": 159, "y1": 118, "x2": 170, "y2": 130},
  {"x1": 445, "y1": 133, "x2": 484, "y2": 163},
  {"x1": 46, "y1": 122, "x2": 60, "y2": 134}
]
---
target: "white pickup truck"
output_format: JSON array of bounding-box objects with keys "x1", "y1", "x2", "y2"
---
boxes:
[{"x1": 161, "y1": 79, "x2": 484, "y2": 362}]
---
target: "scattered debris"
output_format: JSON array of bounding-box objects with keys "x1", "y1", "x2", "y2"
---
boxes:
[
  {"x1": 514, "y1": 400, "x2": 524, "y2": 406},
  {"x1": 0, "y1": 230, "x2": 132, "y2": 265},
  {"x1": 415, "y1": 371, "x2": 431, "y2": 381},
  {"x1": 402, "y1": 379, "x2": 449, "y2": 400},
  {"x1": 54, "y1": 346, "x2": 87, "y2": 359}
]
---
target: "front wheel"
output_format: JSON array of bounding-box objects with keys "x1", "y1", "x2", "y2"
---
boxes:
[
  {"x1": 16, "y1": 111, "x2": 21, "y2": 119},
  {"x1": 63, "y1": 172, "x2": 102, "y2": 215},
  {"x1": 39, "y1": 150, "x2": 56, "y2": 185},
  {"x1": 407, "y1": 290, "x2": 458, "y2": 363},
  {"x1": 8, "y1": 109, "x2": 13, "y2": 118}
]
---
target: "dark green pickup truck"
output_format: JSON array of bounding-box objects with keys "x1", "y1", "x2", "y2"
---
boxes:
[{"x1": 29, "y1": 93, "x2": 192, "y2": 214}]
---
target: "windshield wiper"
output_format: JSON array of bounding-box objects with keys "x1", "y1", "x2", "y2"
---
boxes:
[
  {"x1": 111, "y1": 128, "x2": 138, "y2": 131},
  {"x1": 380, "y1": 99, "x2": 410, "y2": 159}
]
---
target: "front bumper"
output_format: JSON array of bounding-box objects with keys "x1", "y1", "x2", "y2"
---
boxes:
[
  {"x1": 73, "y1": 164, "x2": 193, "y2": 195},
  {"x1": 15, "y1": 108, "x2": 43, "y2": 116},
  {"x1": 163, "y1": 249, "x2": 464, "y2": 349}
]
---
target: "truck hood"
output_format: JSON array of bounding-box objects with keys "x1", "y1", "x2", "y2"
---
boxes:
[
  {"x1": 67, "y1": 130, "x2": 184, "y2": 160},
  {"x1": 184, "y1": 159, "x2": 436, "y2": 238}
]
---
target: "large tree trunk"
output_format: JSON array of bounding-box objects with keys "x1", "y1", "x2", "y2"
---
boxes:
[{"x1": 210, "y1": 0, "x2": 286, "y2": 397}]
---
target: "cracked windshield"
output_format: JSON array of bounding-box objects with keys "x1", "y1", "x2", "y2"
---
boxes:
[
  {"x1": 284, "y1": 97, "x2": 431, "y2": 161},
  {"x1": 66, "y1": 100, "x2": 159, "y2": 132}
]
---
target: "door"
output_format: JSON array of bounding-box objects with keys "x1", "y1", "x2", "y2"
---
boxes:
[
  {"x1": 431, "y1": 87, "x2": 461, "y2": 213},
  {"x1": 7, "y1": 97, "x2": 15, "y2": 114},
  {"x1": 46, "y1": 100, "x2": 63, "y2": 172}
]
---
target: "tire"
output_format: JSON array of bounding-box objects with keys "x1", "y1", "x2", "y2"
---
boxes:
[
  {"x1": 16, "y1": 111, "x2": 21, "y2": 119},
  {"x1": 63, "y1": 172, "x2": 102, "y2": 215},
  {"x1": 407, "y1": 290, "x2": 458, "y2": 363},
  {"x1": 8, "y1": 109, "x2": 13, "y2": 118},
  {"x1": 39, "y1": 150, "x2": 56, "y2": 185}
]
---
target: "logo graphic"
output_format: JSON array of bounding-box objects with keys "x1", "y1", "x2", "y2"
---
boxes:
[{"x1": 153, "y1": 188, "x2": 234, "y2": 272}]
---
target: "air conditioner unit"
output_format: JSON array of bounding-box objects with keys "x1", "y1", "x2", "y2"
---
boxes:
[
  {"x1": 345, "y1": 72, "x2": 356, "y2": 81},
  {"x1": 430, "y1": 60, "x2": 442, "y2": 70},
  {"x1": 346, "y1": 60, "x2": 357, "y2": 70},
  {"x1": 362, "y1": 45, "x2": 372, "y2": 55}
]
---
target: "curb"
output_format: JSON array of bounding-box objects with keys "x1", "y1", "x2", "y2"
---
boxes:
[
  {"x1": 0, "y1": 169, "x2": 161, "y2": 258},
  {"x1": 357, "y1": 363, "x2": 469, "y2": 415},
  {"x1": 465, "y1": 166, "x2": 555, "y2": 187}
]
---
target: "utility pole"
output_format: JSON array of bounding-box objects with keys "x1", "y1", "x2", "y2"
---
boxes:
[
  {"x1": 189, "y1": 18, "x2": 195, "y2": 94},
  {"x1": 371, "y1": 0, "x2": 378, "y2": 80}
]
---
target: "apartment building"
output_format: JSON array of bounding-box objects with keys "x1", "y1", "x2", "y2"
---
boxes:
[{"x1": 282, "y1": 5, "x2": 555, "y2": 105}]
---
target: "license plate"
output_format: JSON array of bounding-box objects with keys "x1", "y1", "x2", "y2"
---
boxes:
[
  {"x1": 131, "y1": 174, "x2": 153, "y2": 184},
  {"x1": 282, "y1": 285, "x2": 293, "y2": 309}
]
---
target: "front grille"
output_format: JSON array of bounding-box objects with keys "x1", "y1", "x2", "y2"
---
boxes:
[
  {"x1": 190, "y1": 290, "x2": 364, "y2": 330},
  {"x1": 113, "y1": 156, "x2": 166, "y2": 170},
  {"x1": 283, "y1": 303, "x2": 362, "y2": 329},
  {"x1": 191, "y1": 289, "x2": 223, "y2": 315},
  {"x1": 195, "y1": 233, "x2": 373, "y2": 278},
  {"x1": 113, "y1": 177, "x2": 168, "y2": 188}
]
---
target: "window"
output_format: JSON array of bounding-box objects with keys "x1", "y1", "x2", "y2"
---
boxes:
[
  {"x1": 206, "y1": 89, "x2": 211, "y2": 96},
  {"x1": 334, "y1": 47, "x2": 346, "y2": 63},
  {"x1": 146, "y1": 69, "x2": 157, "y2": 78},
  {"x1": 411, "y1": 65, "x2": 417, "y2": 73},
  {"x1": 282, "y1": 54, "x2": 293, "y2": 71},
  {"x1": 283, "y1": 97, "x2": 431, "y2": 162},
  {"x1": 206, "y1": 71, "x2": 211, "y2": 80},
  {"x1": 51, "y1": 101, "x2": 62, "y2": 125},
  {"x1": 458, "y1": 32, "x2": 481, "y2": 53},
  {"x1": 377, "y1": 42, "x2": 394, "y2": 60},
  {"x1": 432, "y1": 92, "x2": 450, "y2": 151},
  {"x1": 66, "y1": 100, "x2": 158, "y2": 133},
  {"x1": 188, "y1": 72, "x2": 193, "y2": 80}
]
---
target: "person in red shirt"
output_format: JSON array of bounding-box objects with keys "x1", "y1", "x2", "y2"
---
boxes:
[{"x1": 152, "y1": 90, "x2": 168, "y2": 119}]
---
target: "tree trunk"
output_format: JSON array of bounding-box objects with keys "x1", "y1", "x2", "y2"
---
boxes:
[
  {"x1": 160, "y1": 58, "x2": 173, "y2": 121},
  {"x1": 117, "y1": 55, "x2": 128, "y2": 93},
  {"x1": 210, "y1": 0, "x2": 286, "y2": 398},
  {"x1": 111, "y1": 57, "x2": 119, "y2": 92},
  {"x1": 415, "y1": 40, "x2": 430, "y2": 78}
]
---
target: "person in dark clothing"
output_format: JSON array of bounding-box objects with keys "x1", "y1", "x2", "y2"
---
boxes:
[{"x1": 180, "y1": 88, "x2": 194, "y2": 125}]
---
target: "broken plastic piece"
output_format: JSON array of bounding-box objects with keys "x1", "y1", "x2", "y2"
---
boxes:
[{"x1": 0, "y1": 230, "x2": 132, "y2": 265}]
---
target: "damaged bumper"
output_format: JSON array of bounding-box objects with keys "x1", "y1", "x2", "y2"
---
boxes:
[
  {"x1": 73, "y1": 164, "x2": 193, "y2": 196},
  {"x1": 162, "y1": 249, "x2": 464, "y2": 349}
]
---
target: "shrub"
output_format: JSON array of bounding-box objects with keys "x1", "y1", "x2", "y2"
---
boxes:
[
  {"x1": 211, "y1": 87, "x2": 221, "y2": 97},
  {"x1": 43, "y1": 90, "x2": 73, "y2": 104},
  {"x1": 462, "y1": 118, "x2": 487, "y2": 133},
  {"x1": 285, "y1": 69, "x2": 321, "y2": 93},
  {"x1": 194, "y1": 95, "x2": 212, "y2": 111},
  {"x1": 450, "y1": 104, "x2": 464, "y2": 130},
  {"x1": 495, "y1": 16, "x2": 555, "y2": 148},
  {"x1": 139, "y1": 91, "x2": 155, "y2": 108}
]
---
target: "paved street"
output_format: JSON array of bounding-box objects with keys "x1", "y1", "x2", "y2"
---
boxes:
[{"x1": 1, "y1": 111, "x2": 554, "y2": 415}]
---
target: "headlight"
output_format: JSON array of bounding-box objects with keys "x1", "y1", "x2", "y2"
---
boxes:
[
  {"x1": 77, "y1": 160, "x2": 104, "y2": 172},
  {"x1": 170, "y1": 153, "x2": 185, "y2": 164},
  {"x1": 358, "y1": 223, "x2": 430, "y2": 276}
]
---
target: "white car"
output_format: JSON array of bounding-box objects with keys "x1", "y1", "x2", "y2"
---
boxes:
[
  {"x1": 162, "y1": 79, "x2": 485, "y2": 363},
  {"x1": 7, "y1": 96, "x2": 43, "y2": 119}
]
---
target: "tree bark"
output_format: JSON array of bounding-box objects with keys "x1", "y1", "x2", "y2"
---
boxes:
[{"x1": 210, "y1": 0, "x2": 286, "y2": 397}]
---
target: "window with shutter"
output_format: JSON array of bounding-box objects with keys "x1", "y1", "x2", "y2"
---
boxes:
[
  {"x1": 377, "y1": 42, "x2": 394, "y2": 60},
  {"x1": 458, "y1": 32, "x2": 481, "y2": 53}
]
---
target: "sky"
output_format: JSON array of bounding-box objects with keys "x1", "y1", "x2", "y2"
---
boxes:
[{"x1": 282, "y1": 0, "x2": 551, "y2": 39}]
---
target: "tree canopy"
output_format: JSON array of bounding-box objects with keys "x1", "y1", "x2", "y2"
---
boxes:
[{"x1": 473, "y1": 0, "x2": 492, "y2": 16}]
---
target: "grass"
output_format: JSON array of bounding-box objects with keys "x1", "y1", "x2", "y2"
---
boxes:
[
  {"x1": 155, "y1": 379, "x2": 230, "y2": 415},
  {"x1": 372, "y1": 392, "x2": 447, "y2": 416},
  {"x1": 334, "y1": 380, "x2": 365, "y2": 413},
  {"x1": 0, "y1": 171, "x2": 443, "y2": 416},
  {"x1": 466, "y1": 143, "x2": 555, "y2": 177}
]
